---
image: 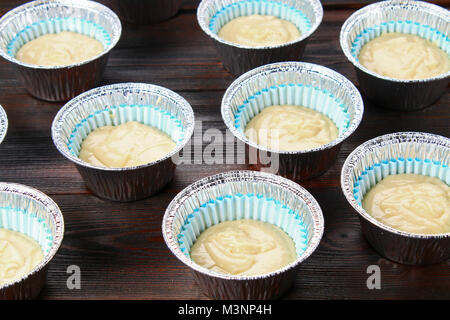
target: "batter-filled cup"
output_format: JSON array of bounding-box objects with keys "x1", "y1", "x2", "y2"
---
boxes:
[
  {"x1": 0, "y1": 183, "x2": 64, "y2": 300},
  {"x1": 222, "y1": 61, "x2": 364, "y2": 181},
  {"x1": 340, "y1": 0, "x2": 449, "y2": 110},
  {"x1": 162, "y1": 170, "x2": 324, "y2": 299},
  {"x1": 0, "y1": 0, "x2": 121, "y2": 101},
  {"x1": 341, "y1": 132, "x2": 450, "y2": 265},
  {"x1": 197, "y1": 0, "x2": 323, "y2": 75},
  {"x1": 51, "y1": 83, "x2": 195, "y2": 202}
]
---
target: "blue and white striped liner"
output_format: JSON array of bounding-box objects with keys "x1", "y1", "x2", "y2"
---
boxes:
[
  {"x1": 7, "y1": 17, "x2": 111, "y2": 58},
  {"x1": 67, "y1": 104, "x2": 185, "y2": 157},
  {"x1": 0, "y1": 206, "x2": 53, "y2": 255},
  {"x1": 351, "y1": 20, "x2": 450, "y2": 59},
  {"x1": 177, "y1": 193, "x2": 309, "y2": 259},
  {"x1": 353, "y1": 157, "x2": 449, "y2": 206},
  {"x1": 209, "y1": 0, "x2": 310, "y2": 36},
  {"x1": 234, "y1": 83, "x2": 350, "y2": 136}
]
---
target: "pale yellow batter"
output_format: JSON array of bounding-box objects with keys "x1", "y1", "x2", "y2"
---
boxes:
[
  {"x1": 0, "y1": 228, "x2": 44, "y2": 286},
  {"x1": 16, "y1": 31, "x2": 104, "y2": 66},
  {"x1": 362, "y1": 174, "x2": 450, "y2": 235},
  {"x1": 190, "y1": 219, "x2": 297, "y2": 276},
  {"x1": 358, "y1": 32, "x2": 450, "y2": 80},
  {"x1": 79, "y1": 121, "x2": 176, "y2": 168},
  {"x1": 244, "y1": 105, "x2": 339, "y2": 151},
  {"x1": 218, "y1": 14, "x2": 301, "y2": 47}
]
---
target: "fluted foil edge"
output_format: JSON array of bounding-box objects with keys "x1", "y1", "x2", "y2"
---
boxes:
[
  {"x1": 196, "y1": 0, "x2": 323, "y2": 75},
  {"x1": 341, "y1": 132, "x2": 450, "y2": 265},
  {"x1": 222, "y1": 61, "x2": 364, "y2": 181},
  {"x1": 0, "y1": 105, "x2": 7, "y2": 145},
  {"x1": 339, "y1": 0, "x2": 450, "y2": 110},
  {"x1": 162, "y1": 170, "x2": 324, "y2": 299},
  {"x1": 0, "y1": 182, "x2": 64, "y2": 299},
  {"x1": 51, "y1": 82, "x2": 195, "y2": 201},
  {"x1": 0, "y1": 0, "x2": 122, "y2": 101}
]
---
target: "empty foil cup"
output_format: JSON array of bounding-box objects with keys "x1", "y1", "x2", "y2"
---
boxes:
[
  {"x1": 0, "y1": 105, "x2": 7, "y2": 145},
  {"x1": 0, "y1": 183, "x2": 64, "y2": 300},
  {"x1": 0, "y1": 0, "x2": 122, "y2": 102},
  {"x1": 104, "y1": 0, "x2": 183, "y2": 24},
  {"x1": 340, "y1": 0, "x2": 450, "y2": 110},
  {"x1": 222, "y1": 61, "x2": 364, "y2": 181},
  {"x1": 197, "y1": 0, "x2": 323, "y2": 75},
  {"x1": 162, "y1": 170, "x2": 324, "y2": 299},
  {"x1": 341, "y1": 132, "x2": 450, "y2": 265},
  {"x1": 52, "y1": 83, "x2": 195, "y2": 202}
]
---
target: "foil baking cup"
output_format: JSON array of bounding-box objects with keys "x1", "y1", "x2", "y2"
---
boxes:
[
  {"x1": 341, "y1": 132, "x2": 450, "y2": 265},
  {"x1": 0, "y1": 0, "x2": 122, "y2": 102},
  {"x1": 104, "y1": 0, "x2": 183, "y2": 24},
  {"x1": 162, "y1": 170, "x2": 324, "y2": 299},
  {"x1": 0, "y1": 105, "x2": 7, "y2": 145},
  {"x1": 340, "y1": 0, "x2": 450, "y2": 110},
  {"x1": 197, "y1": 0, "x2": 323, "y2": 75},
  {"x1": 222, "y1": 61, "x2": 364, "y2": 181},
  {"x1": 0, "y1": 183, "x2": 64, "y2": 300},
  {"x1": 51, "y1": 82, "x2": 195, "y2": 202}
]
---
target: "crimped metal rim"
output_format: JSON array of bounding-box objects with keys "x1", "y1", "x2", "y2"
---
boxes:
[
  {"x1": 340, "y1": 0, "x2": 450, "y2": 83},
  {"x1": 162, "y1": 170, "x2": 324, "y2": 281},
  {"x1": 197, "y1": 0, "x2": 323, "y2": 50},
  {"x1": 0, "y1": 105, "x2": 7, "y2": 145},
  {"x1": 0, "y1": 0, "x2": 122, "y2": 70},
  {"x1": 51, "y1": 82, "x2": 195, "y2": 172},
  {"x1": 340, "y1": 131, "x2": 450, "y2": 240},
  {"x1": 0, "y1": 182, "x2": 65, "y2": 290},
  {"x1": 221, "y1": 61, "x2": 364, "y2": 155}
]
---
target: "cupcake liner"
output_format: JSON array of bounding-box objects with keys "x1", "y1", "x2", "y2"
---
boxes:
[
  {"x1": 0, "y1": 183, "x2": 64, "y2": 299},
  {"x1": 6, "y1": 17, "x2": 112, "y2": 59},
  {"x1": 340, "y1": 0, "x2": 450, "y2": 110},
  {"x1": 0, "y1": 105, "x2": 7, "y2": 145},
  {"x1": 177, "y1": 193, "x2": 309, "y2": 259},
  {"x1": 52, "y1": 83, "x2": 195, "y2": 202},
  {"x1": 163, "y1": 170, "x2": 324, "y2": 299},
  {"x1": 197, "y1": 0, "x2": 323, "y2": 75},
  {"x1": 67, "y1": 104, "x2": 185, "y2": 158},
  {"x1": 353, "y1": 157, "x2": 449, "y2": 206},
  {"x1": 208, "y1": 0, "x2": 311, "y2": 37},
  {"x1": 233, "y1": 83, "x2": 350, "y2": 137},
  {"x1": 0, "y1": 0, "x2": 122, "y2": 101},
  {"x1": 0, "y1": 207, "x2": 53, "y2": 256},
  {"x1": 350, "y1": 20, "x2": 450, "y2": 59},
  {"x1": 105, "y1": 0, "x2": 183, "y2": 24},
  {"x1": 341, "y1": 132, "x2": 450, "y2": 265},
  {"x1": 222, "y1": 61, "x2": 363, "y2": 181}
]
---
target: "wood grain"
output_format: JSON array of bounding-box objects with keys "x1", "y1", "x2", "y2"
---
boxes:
[{"x1": 0, "y1": 0, "x2": 448, "y2": 300}]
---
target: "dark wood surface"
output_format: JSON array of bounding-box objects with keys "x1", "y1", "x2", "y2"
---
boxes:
[{"x1": 0, "y1": 0, "x2": 448, "y2": 300}]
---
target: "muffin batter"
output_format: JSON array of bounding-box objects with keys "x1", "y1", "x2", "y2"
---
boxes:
[
  {"x1": 79, "y1": 121, "x2": 176, "y2": 168},
  {"x1": 362, "y1": 174, "x2": 450, "y2": 234},
  {"x1": 218, "y1": 14, "x2": 301, "y2": 47},
  {"x1": 16, "y1": 31, "x2": 103, "y2": 66},
  {"x1": 244, "y1": 105, "x2": 339, "y2": 151},
  {"x1": 190, "y1": 219, "x2": 297, "y2": 276},
  {"x1": 358, "y1": 32, "x2": 450, "y2": 80},
  {"x1": 0, "y1": 228, "x2": 44, "y2": 286}
]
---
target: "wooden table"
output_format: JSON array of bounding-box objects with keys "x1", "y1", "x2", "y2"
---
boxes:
[{"x1": 0, "y1": 0, "x2": 448, "y2": 300}]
